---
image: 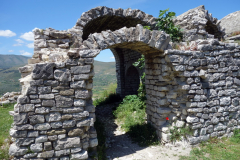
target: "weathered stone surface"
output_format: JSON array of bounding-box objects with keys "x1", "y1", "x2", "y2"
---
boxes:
[
  {"x1": 19, "y1": 104, "x2": 35, "y2": 112},
  {"x1": 16, "y1": 138, "x2": 34, "y2": 146},
  {"x1": 45, "y1": 112, "x2": 62, "y2": 122},
  {"x1": 37, "y1": 150, "x2": 54, "y2": 158},
  {"x1": 53, "y1": 137, "x2": 81, "y2": 150},
  {"x1": 60, "y1": 89, "x2": 74, "y2": 95},
  {"x1": 71, "y1": 150, "x2": 88, "y2": 160},
  {"x1": 70, "y1": 81, "x2": 86, "y2": 89},
  {"x1": 63, "y1": 120, "x2": 76, "y2": 128},
  {"x1": 29, "y1": 115, "x2": 45, "y2": 124},
  {"x1": 44, "y1": 142, "x2": 52, "y2": 151},
  {"x1": 47, "y1": 129, "x2": 66, "y2": 135},
  {"x1": 35, "y1": 107, "x2": 50, "y2": 114},
  {"x1": 38, "y1": 86, "x2": 51, "y2": 94},
  {"x1": 54, "y1": 69, "x2": 71, "y2": 82},
  {"x1": 55, "y1": 149, "x2": 70, "y2": 157},
  {"x1": 9, "y1": 143, "x2": 28, "y2": 156},
  {"x1": 28, "y1": 131, "x2": 39, "y2": 137},
  {"x1": 75, "y1": 90, "x2": 91, "y2": 99},
  {"x1": 72, "y1": 111, "x2": 89, "y2": 119},
  {"x1": 34, "y1": 123, "x2": 51, "y2": 130},
  {"x1": 71, "y1": 65, "x2": 91, "y2": 74},
  {"x1": 14, "y1": 113, "x2": 28, "y2": 125},
  {"x1": 51, "y1": 121, "x2": 63, "y2": 128},
  {"x1": 76, "y1": 118, "x2": 93, "y2": 127},
  {"x1": 17, "y1": 95, "x2": 29, "y2": 104},
  {"x1": 79, "y1": 49, "x2": 100, "y2": 58},
  {"x1": 30, "y1": 143, "x2": 43, "y2": 152},
  {"x1": 10, "y1": 129, "x2": 27, "y2": 138},
  {"x1": 14, "y1": 124, "x2": 33, "y2": 130},
  {"x1": 68, "y1": 128, "x2": 84, "y2": 137},
  {"x1": 42, "y1": 100, "x2": 56, "y2": 106},
  {"x1": 220, "y1": 11, "x2": 240, "y2": 35},
  {"x1": 32, "y1": 63, "x2": 55, "y2": 79},
  {"x1": 74, "y1": 99, "x2": 86, "y2": 107},
  {"x1": 55, "y1": 95, "x2": 73, "y2": 107}
]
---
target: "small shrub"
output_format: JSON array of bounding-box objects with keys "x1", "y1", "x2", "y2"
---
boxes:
[{"x1": 169, "y1": 126, "x2": 193, "y2": 142}]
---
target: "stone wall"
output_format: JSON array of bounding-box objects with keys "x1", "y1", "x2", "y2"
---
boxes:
[
  {"x1": 8, "y1": 6, "x2": 240, "y2": 160},
  {"x1": 174, "y1": 5, "x2": 225, "y2": 41},
  {"x1": 146, "y1": 39, "x2": 240, "y2": 144}
]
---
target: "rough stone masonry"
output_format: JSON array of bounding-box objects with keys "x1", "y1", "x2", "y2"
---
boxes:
[{"x1": 9, "y1": 6, "x2": 240, "y2": 160}]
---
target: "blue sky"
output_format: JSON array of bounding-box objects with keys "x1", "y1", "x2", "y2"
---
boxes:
[{"x1": 0, "y1": 0, "x2": 239, "y2": 62}]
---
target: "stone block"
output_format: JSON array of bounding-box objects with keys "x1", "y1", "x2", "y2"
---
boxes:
[
  {"x1": 30, "y1": 143, "x2": 43, "y2": 152},
  {"x1": 54, "y1": 69, "x2": 71, "y2": 82},
  {"x1": 71, "y1": 65, "x2": 91, "y2": 74},
  {"x1": 63, "y1": 120, "x2": 76, "y2": 128},
  {"x1": 9, "y1": 143, "x2": 28, "y2": 156},
  {"x1": 51, "y1": 122, "x2": 63, "y2": 129},
  {"x1": 45, "y1": 112, "x2": 62, "y2": 122},
  {"x1": 44, "y1": 142, "x2": 52, "y2": 151},
  {"x1": 70, "y1": 81, "x2": 86, "y2": 89},
  {"x1": 53, "y1": 137, "x2": 81, "y2": 150},
  {"x1": 55, "y1": 95, "x2": 73, "y2": 107},
  {"x1": 71, "y1": 150, "x2": 88, "y2": 160},
  {"x1": 37, "y1": 150, "x2": 54, "y2": 158},
  {"x1": 75, "y1": 90, "x2": 91, "y2": 99},
  {"x1": 27, "y1": 131, "x2": 39, "y2": 138},
  {"x1": 32, "y1": 63, "x2": 55, "y2": 79},
  {"x1": 38, "y1": 86, "x2": 51, "y2": 94},
  {"x1": 68, "y1": 128, "x2": 84, "y2": 137},
  {"x1": 34, "y1": 123, "x2": 51, "y2": 130},
  {"x1": 14, "y1": 113, "x2": 28, "y2": 125},
  {"x1": 60, "y1": 89, "x2": 74, "y2": 96},
  {"x1": 29, "y1": 115, "x2": 45, "y2": 124},
  {"x1": 10, "y1": 129, "x2": 27, "y2": 138}
]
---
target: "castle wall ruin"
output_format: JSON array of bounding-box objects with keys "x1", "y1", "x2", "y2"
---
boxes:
[{"x1": 9, "y1": 6, "x2": 240, "y2": 160}]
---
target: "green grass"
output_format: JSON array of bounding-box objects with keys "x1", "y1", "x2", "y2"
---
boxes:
[
  {"x1": 0, "y1": 103, "x2": 14, "y2": 159},
  {"x1": 179, "y1": 130, "x2": 240, "y2": 160},
  {"x1": 113, "y1": 95, "x2": 159, "y2": 146},
  {"x1": 93, "y1": 83, "x2": 121, "y2": 106},
  {"x1": 0, "y1": 103, "x2": 14, "y2": 145}
]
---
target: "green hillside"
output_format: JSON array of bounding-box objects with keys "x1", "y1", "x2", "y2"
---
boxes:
[
  {"x1": 0, "y1": 55, "x2": 116, "y2": 96},
  {"x1": 0, "y1": 55, "x2": 29, "y2": 69}
]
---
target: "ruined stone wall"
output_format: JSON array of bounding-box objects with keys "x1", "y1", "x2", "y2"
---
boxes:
[
  {"x1": 174, "y1": 5, "x2": 225, "y2": 41},
  {"x1": 8, "y1": 6, "x2": 240, "y2": 160},
  {"x1": 146, "y1": 39, "x2": 240, "y2": 145}
]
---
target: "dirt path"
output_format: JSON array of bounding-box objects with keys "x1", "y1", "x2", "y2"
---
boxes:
[{"x1": 95, "y1": 103, "x2": 192, "y2": 160}]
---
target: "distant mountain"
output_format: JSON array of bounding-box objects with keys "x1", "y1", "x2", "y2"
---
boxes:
[
  {"x1": 0, "y1": 55, "x2": 29, "y2": 69},
  {"x1": 0, "y1": 54, "x2": 116, "y2": 96}
]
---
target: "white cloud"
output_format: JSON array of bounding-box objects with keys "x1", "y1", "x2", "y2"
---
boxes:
[
  {"x1": 110, "y1": 56, "x2": 115, "y2": 59},
  {"x1": 13, "y1": 43, "x2": 23, "y2": 46},
  {"x1": 13, "y1": 39, "x2": 24, "y2": 46},
  {"x1": 26, "y1": 43, "x2": 34, "y2": 48},
  {"x1": 20, "y1": 50, "x2": 32, "y2": 56},
  {"x1": 0, "y1": 30, "x2": 16, "y2": 37},
  {"x1": 8, "y1": 50, "x2": 14, "y2": 52},
  {"x1": 20, "y1": 31, "x2": 34, "y2": 41},
  {"x1": 16, "y1": 39, "x2": 24, "y2": 43}
]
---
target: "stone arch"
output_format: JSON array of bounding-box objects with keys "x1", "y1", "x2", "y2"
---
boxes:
[
  {"x1": 73, "y1": 6, "x2": 158, "y2": 41},
  {"x1": 81, "y1": 24, "x2": 171, "y2": 97}
]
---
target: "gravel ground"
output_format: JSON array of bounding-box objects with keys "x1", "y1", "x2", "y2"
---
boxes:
[{"x1": 95, "y1": 103, "x2": 192, "y2": 160}]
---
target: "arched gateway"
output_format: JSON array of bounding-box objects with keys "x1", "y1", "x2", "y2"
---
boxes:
[{"x1": 9, "y1": 6, "x2": 240, "y2": 160}]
